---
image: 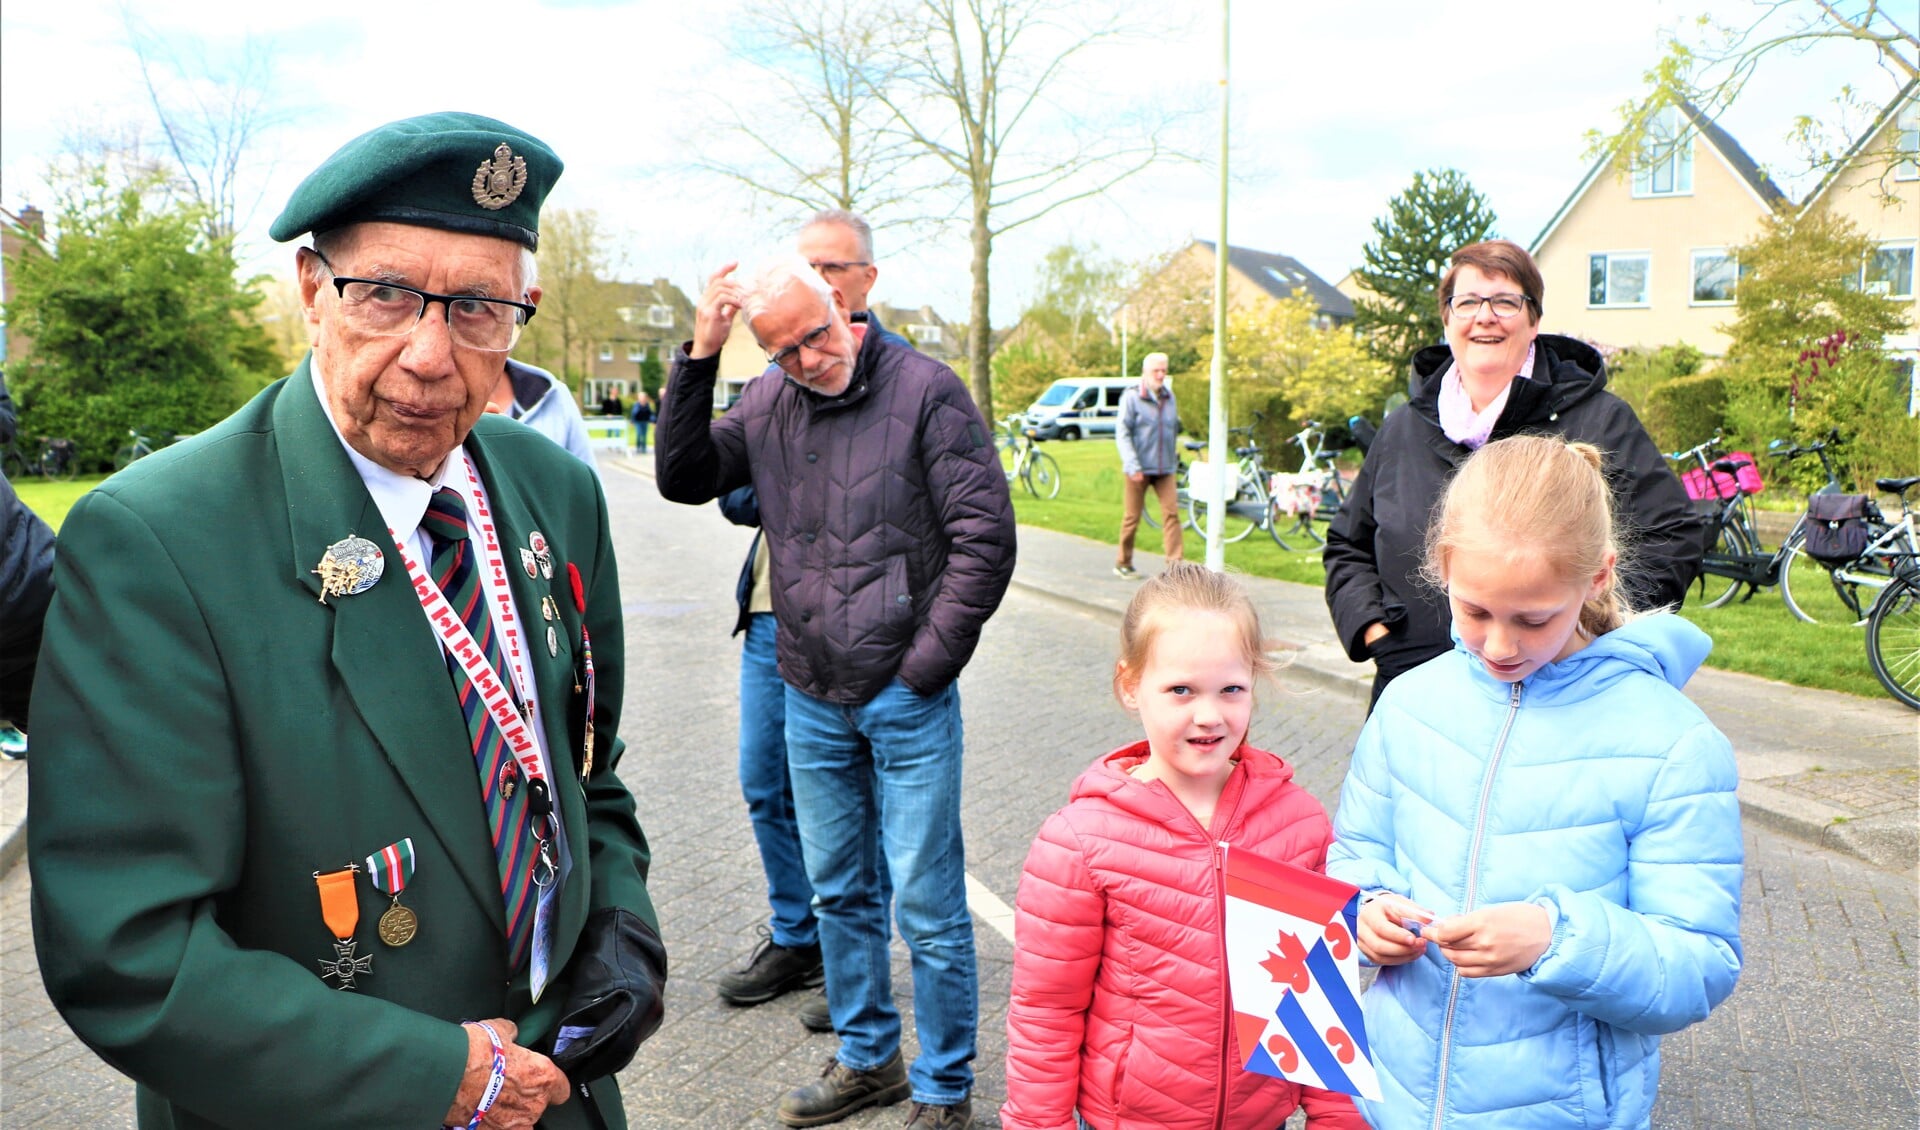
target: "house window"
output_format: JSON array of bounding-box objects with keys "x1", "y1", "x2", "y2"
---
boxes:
[
  {"x1": 648, "y1": 305, "x2": 674, "y2": 327},
  {"x1": 1896, "y1": 105, "x2": 1918, "y2": 181},
  {"x1": 1691, "y1": 250, "x2": 1737, "y2": 304},
  {"x1": 1588, "y1": 253, "x2": 1650, "y2": 307},
  {"x1": 1859, "y1": 242, "x2": 1916, "y2": 299},
  {"x1": 627, "y1": 344, "x2": 643, "y2": 362},
  {"x1": 910, "y1": 324, "x2": 942, "y2": 345},
  {"x1": 1632, "y1": 107, "x2": 1694, "y2": 197},
  {"x1": 598, "y1": 345, "x2": 613, "y2": 362},
  {"x1": 615, "y1": 306, "x2": 636, "y2": 324}
]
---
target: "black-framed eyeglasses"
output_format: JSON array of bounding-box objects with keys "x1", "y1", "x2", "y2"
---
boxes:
[
  {"x1": 1446, "y1": 293, "x2": 1534, "y2": 320},
  {"x1": 311, "y1": 250, "x2": 536, "y2": 352},
  {"x1": 766, "y1": 322, "x2": 834, "y2": 368},
  {"x1": 808, "y1": 260, "x2": 871, "y2": 275}
]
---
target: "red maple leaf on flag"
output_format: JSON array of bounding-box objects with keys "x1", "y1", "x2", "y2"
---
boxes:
[{"x1": 1258, "y1": 931, "x2": 1311, "y2": 992}]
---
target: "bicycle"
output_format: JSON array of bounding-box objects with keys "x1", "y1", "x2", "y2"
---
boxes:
[
  {"x1": 2, "y1": 435, "x2": 78, "y2": 481},
  {"x1": 1666, "y1": 431, "x2": 1852, "y2": 613},
  {"x1": 114, "y1": 428, "x2": 158, "y2": 471},
  {"x1": 1266, "y1": 420, "x2": 1353, "y2": 548},
  {"x1": 998, "y1": 415, "x2": 1061, "y2": 500},
  {"x1": 1784, "y1": 473, "x2": 1920, "y2": 627},
  {"x1": 1863, "y1": 491, "x2": 1920, "y2": 710},
  {"x1": 1772, "y1": 433, "x2": 1911, "y2": 625},
  {"x1": 1184, "y1": 418, "x2": 1301, "y2": 549}
]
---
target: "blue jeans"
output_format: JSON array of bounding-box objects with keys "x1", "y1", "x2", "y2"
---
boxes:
[
  {"x1": 785, "y1": 678, "x2": 977, "y2": 1105},
  {"x1": 738, "y1": 614, "x2": 816, "y2": 948}
]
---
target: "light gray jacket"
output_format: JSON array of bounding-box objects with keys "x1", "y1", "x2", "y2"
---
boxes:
[{"x1": 1115, "y1": 383, "x2": 1179, "y2": 476}]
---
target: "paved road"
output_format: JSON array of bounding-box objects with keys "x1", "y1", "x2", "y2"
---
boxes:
[{"x1": 2, "y1": 459, "x2": 1915, "y2": 1127}]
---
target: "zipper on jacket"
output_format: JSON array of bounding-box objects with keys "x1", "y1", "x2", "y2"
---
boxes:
[
  {"x1": 1430, "y1": 681, "x2": 1523, "y2": 1130},
  {"x1": 1213, "y1": 839, "x2": 1231, "y2": 1130},
  {"x1": 1206, "y1": 772, "x2": 1249, "y2": 1130}
]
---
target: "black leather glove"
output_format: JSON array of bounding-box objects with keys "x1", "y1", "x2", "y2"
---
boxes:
[{"x1": 550, "y1": 907, "x2": 668, "y2": 1084}]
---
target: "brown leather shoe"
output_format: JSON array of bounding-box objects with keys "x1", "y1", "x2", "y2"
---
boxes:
[
  {"x1": 776, "y1": 1051, "x2": 910, "y2": 1127},
  {"x1": 904, "y1": 1097, "x2": 973, "y2": 1128}
]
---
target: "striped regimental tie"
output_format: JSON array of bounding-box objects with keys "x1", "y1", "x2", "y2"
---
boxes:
[{"x1": 422, "y1": 486, "x2": 537, "y2": 971}]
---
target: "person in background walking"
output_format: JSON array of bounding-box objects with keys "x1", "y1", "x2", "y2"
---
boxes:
[
  {"x1": 1003, "y1": 563, "x2": 1362, "y2": 1130},
  {"x1": 629, "y1": 390, "x2": 654, "y2": 455},
  {"x1": 1328, "y1": 435, "x2": 1742, "y2": 1128},
  {"x1": 1113, "y1": 352, "x2": 1182, "y2": 580}
]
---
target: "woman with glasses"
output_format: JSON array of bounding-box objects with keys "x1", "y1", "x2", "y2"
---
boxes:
[{"x1": 1323, "y1": 239, "x2": 1702, "y2": 707}]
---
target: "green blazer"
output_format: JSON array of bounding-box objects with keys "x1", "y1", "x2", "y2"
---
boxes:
[{"x1": 28, "y1": 363, "x2": 657, "y2": 1130}]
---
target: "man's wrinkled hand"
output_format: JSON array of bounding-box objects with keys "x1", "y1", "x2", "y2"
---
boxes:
[
  {"x1": 691, "y1": 263, "x2": 747, "y2": 360},
  {"x1": 1424, "y1": 903, "x2": 1552, "y2": 978},
  {"x1": 443, "y1": 1018, "x2": 571, "y2": 1130}
]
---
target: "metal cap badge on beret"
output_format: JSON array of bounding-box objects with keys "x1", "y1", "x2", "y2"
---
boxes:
[{"x1": 269, "y1": 111, "x2": 562, "y2": 250}]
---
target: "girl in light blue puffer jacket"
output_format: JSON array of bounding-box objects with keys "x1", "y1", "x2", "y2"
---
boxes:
[{"x1": 1327, "y1": 435, "x2": 1743, "y2": 1130}]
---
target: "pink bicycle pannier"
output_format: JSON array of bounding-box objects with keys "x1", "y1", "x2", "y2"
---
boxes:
[{"x1": 1680, "y1": 453, "x2": 1764, "y2": 501}]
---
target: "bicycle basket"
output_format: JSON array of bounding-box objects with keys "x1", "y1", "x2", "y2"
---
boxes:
[
  {"x1": 1801, "y1": 494, "x2": 1872, "y2": 566},
  {"x1": 1680, "y1": 453, "x2": 1763, "y2": 501},
  {"x1": 1187, "y1": 459, "x2": 1240, "y2": 500},
  {"x1": 1269, "y1": 472, "x2": 1320, "y2": 516}
]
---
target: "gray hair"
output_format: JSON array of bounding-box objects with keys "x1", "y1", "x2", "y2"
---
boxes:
[
  {"x1": 804, "y1": 209, "x2": 875, "y2": 261},
  {"x1": 742, "y1": 254, "x2": 835, "y2": 326},
  {"x1": 304, "y1": 226, "x2": 538, "y2": 297},
  {"x1": 1141, "y1": 352, "x2": 1169, "y2": 374}
]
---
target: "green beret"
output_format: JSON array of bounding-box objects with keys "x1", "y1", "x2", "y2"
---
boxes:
[{"x1": 269, "y1": 111, "x2": 562, "y2": 250}]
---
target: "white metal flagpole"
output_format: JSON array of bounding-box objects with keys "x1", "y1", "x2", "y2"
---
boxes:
[{"x1": 1204, "y1": 0, "x2": 1231, "y2": 571}]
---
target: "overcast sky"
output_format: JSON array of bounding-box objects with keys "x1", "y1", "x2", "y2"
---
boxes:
[{"x1": 0, "y1": 0, "x2": 1899, "y2": 330}]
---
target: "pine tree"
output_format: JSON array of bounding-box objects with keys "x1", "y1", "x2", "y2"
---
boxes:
[{"x1": 1351, "y1": 169, "x2": 1499, "y2": 378}]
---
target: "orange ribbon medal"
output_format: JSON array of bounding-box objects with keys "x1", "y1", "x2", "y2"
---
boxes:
[{"x1": 313, "y1": 864, "x2": 372, "y2": 990}]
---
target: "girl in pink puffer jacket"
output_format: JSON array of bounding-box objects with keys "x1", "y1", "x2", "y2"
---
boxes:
[{"x1": 1004, "y1": 565, "x2": 1364, "y2": 1130}]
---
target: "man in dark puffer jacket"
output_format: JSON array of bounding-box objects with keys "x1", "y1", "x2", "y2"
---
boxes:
[{"x1": 656, "y1": 256, "x2": 1015, "y2": 1129}]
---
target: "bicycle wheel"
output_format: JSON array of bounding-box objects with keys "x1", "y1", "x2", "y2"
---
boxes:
[
  {"x1": 113, "y1": 444, "x2": 145, "y2": 472},
  {"x1": 1695, "y1": 521, "x2": 1751, "y2": 610},
  {"x1": 1778, "y1": 539, "x2": 1880, "y2": 625},
  {"x1": 1023, "y1": 450, "x2": 1061, "y2": 500},
  {"x1": 48, "y1": 453, "x2": 78, "y2": 482},
  {"x1": 1866, "y1": 576, "x2": 1920, "y2": 710},
  {"x1": 1265, "y1": 495, "x2": 1295, "y2": 551},
  {"x1": 1188, "y1": 488, "x2": 1257, "y2": 543},
  {"x1": 1, "y1": 451, "x2": 26, "y2": 481}
]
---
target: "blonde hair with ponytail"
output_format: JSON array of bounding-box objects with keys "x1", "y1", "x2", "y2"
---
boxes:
[{"x1": 1422, "y1": 435, "x2": 1633, "y2": 638}]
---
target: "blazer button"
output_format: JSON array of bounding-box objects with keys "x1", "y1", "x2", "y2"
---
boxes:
[
  {"x1": 897, "y1": 595, "x2": 910, "y2": 604},
  {"x1": 801, "y1": 611, "x2": 812, "y2": 622},
  {"x1": 805, "y1": 533, "x2": 816, "y2": 543},
  {"x1": 806, "y1": 453, "x2": 819, "y2": 463}
]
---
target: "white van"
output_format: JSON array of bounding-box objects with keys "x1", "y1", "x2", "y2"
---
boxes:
[{"x1": 1022, "y1": 377, "x2": 1138, "y2": 440}]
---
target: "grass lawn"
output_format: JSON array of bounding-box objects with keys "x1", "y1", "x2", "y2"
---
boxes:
[
  {"x1": 12, "y1": 448, "x2": 1879, "y2": 699},
  {"x1": 10, "y1": 475, "x2": 107, "y2": 533},
  {"x1": 1005, "y1": 438, "x2": 1879, "y2": 699}
]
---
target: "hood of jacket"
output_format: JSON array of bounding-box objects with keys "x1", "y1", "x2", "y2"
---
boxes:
[
  {"x1": 1066, "y1": 739, "x2": 1299, "y2": 829},
  {"x1": 1449, "y1": 610, "x2": 1711, "y2": 708},
  {"x1": 1407, "y1": 333, "x2": 1609, "y2": 433}
]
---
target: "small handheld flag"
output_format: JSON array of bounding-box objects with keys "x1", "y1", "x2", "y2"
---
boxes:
[{"x1": 1222, "y1": 843, "x2": 1380, "y2": 1101}]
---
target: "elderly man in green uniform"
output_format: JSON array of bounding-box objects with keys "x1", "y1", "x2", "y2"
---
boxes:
[{"x1": 27, "y1": 112, "x2": 665, "y2": 1130}]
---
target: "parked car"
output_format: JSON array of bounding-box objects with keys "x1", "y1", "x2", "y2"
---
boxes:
[{"x1": 1022, "y1": 376, "x2": 1137, "y2": 440}]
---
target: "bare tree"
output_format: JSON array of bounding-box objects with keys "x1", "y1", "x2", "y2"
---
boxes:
[
  {"x1": 695, "y1": 0, "x2": 932, "y2": 230},
  {"x1": 872, "y1": 0, "x2": 1184, "y2": 416},
  {"x1": 1590, "y1": 1, "x2": 1917, "y2": 197},
  {"x1": 120, "y1": 8, "x2": 286, "y2": 246}
]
